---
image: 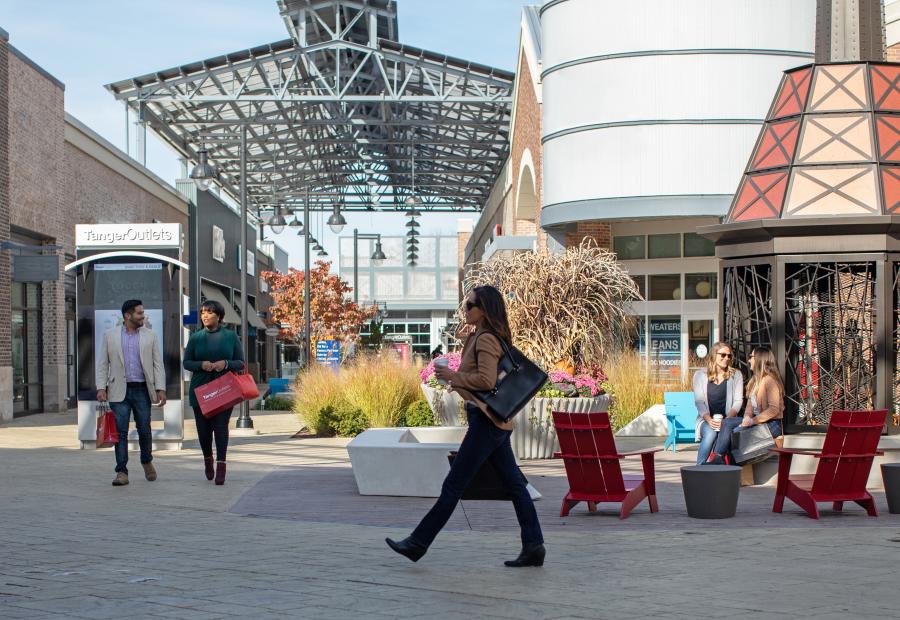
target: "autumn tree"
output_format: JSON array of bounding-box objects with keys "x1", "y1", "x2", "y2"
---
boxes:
[{"x1": 261, "y1": 261, "x2": 376, "y2": 343}]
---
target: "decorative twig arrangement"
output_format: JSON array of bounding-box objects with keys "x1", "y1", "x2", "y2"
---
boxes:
[{"x1": 463, "y1": 239, "x2": 641, "y2": 368}]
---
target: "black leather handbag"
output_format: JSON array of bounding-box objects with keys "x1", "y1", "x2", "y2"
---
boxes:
[
  {"x1": 731, "y1": 422, "x2": 779, "y2": 466},
  {"x1": 472, "y1": 333, "x2": 548, "y2": 422}
]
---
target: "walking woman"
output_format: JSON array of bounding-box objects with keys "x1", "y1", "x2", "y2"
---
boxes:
[
  {"x1": 707, "y1": 346, "x2": 784, "y2": 464},
  {"x1": 386, "y1": 285, "x2": 545, "y2": 567},
  {"x1": 183, "y1": 300, "x2": 245, "y2": 485},
  {"x1": 692, "y1": 342, "x2": 743, "y2": 464}
]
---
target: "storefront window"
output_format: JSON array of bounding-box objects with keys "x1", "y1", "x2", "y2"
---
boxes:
[
  {"x1": 688, "y1": 319, "x2": 713, "y2": 373},
  {"x1": 630, "y1": 274, "x2": 645, "y2": 298},
  {"x1": 648, "y1": 234, "x2": 681, "y2": 259},
  {"x1": 12, "y1": 282, "x2": 43, "y2": 415},
  {"x1": 648, "y1": 315, "x2": 681, "y2": 380},
  {"x1": 613, "y1": 235, "x2": 645, "y2": 260},
  {"x1": 684, "y1": 232, "x2": 715, "y2": 257},
  {"x1": 685, "y1": 273, "x2": 717, "y2": 299},
  {"x1": 649, "y1": 274, "x2": 681, "y2": 300}
]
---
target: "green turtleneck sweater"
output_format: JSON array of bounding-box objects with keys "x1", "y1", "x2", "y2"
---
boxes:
[{"x1": 183, "y1": 327, "x2": 246, "y2": 408}]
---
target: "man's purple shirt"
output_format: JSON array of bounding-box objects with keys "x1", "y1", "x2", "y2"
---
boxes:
[{"x1": 122, "y1": 327, "x2": 145, "y2": 383}]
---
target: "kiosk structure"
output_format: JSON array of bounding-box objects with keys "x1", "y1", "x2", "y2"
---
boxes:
[{"x1": 66, "y1": 223, "x2": 188, "y2": 449}]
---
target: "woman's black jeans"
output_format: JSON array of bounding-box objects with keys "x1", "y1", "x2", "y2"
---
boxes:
[
  {"x1": 192, "y1": 407, "x2": 233, "y2": 461},
  {"x1": 411, "y1": 404, "x2": 544, "y2": 548}
]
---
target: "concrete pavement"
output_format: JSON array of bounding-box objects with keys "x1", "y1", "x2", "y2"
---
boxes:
[{"x1": 1, "y1": 410, "x2": 899, "y2": 619}]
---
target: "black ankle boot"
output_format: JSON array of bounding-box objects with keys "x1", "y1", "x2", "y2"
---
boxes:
[
  {"x1": 385, "y1": 537, "x2": 427, "y2": 562},
  {"x1": 504, "y1": 543, "x2": 546, "y2": 567}
]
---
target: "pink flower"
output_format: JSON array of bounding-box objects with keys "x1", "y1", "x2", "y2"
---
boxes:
[{"x1": 420, "y1": 352, "x2": 462, "y2": 384}]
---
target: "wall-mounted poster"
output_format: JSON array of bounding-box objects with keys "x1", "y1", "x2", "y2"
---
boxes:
[
  {"x1": 92, "y1": 263, "x2": 165, "y2": 374},
  {"x1": 212, "y1": 226, "x2": 225, "y2": 263},
  {"x1": 649, "y1": 315, "x2": 681, "y2": 380}
]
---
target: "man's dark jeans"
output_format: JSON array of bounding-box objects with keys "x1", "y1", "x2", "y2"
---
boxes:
[
  {"x1": 110, "y1": 385, "x2": 153, "y2": 475},
  {"x1": 411, "y1": 404, "x2": 544, "y2": 548}
]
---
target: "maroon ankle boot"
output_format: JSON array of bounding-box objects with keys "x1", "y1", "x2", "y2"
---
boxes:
[
  {"x1": 215, "y1": 461, "x2": 227, "y2": 485},
  {"x1": 204, "y1": 456, "x2": 214, "y2": 481}
]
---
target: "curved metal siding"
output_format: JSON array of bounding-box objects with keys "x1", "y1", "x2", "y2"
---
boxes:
[{"x1": 540, "y1": 0, "x2": 816, "y2": 221}]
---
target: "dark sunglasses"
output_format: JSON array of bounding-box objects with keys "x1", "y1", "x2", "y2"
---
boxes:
[
  {"x1": 465, "y1": 300, "x2": 480, "y2": 311},
  {"x1": 717, "y1": 352, "x2": 733, "y2": 359}
]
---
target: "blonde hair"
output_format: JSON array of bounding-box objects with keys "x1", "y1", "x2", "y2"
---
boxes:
[
  {"x1": 705, "y1": 341, "x2": 736, "y2": 382},
  {"x1": 747, "y1": 347, "x2": 784, "y2": 397}
]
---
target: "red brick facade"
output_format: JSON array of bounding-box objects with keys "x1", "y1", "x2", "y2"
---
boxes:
[
  {"x1": 565, "y1": 221, "x2": 612, "y2": 250},
  {"x1": 888, "y1": 43, "x2": 900, "y2": 62},
  {"x1": 509, "y1": 50, "x2": 544, "y2": 248},
  {"x1": 0, "y1": 31, "x2": 11, "y2": 419},
  {"x1": 1, "y1": 39, "x2": 188, "y2": 418}
]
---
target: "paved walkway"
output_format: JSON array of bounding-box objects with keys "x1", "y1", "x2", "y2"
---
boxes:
[{"x1": 1, "y1": 411, "x2": 899, "y2": 619}]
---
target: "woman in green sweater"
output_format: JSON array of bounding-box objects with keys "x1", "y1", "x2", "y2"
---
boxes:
[{"x1": 183, "y1": 299, "x2": 245, "y2": 485}]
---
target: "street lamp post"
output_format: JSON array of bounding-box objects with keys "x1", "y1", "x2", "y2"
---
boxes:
[
  {"x1": 189, "y1": 126, "x2": 255, "y2": 431},
  {"x1": 353, "y1": 228, "x2": 387, "y2": 304},
  {"x1": 235, "y1": 124, "x2": 254, "y2": 430}
]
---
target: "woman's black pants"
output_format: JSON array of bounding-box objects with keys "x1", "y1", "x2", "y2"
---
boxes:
[
  {"x1": 411, "y1": 404, "x2": 544, "y2": 547},
  {"x1": 192, "y1": 407, "x2": 232, "y2": 461}
]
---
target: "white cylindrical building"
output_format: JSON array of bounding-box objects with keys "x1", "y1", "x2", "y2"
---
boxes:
[{"x1": 539, "y1": 0, "x2": 815, "y2": 378}]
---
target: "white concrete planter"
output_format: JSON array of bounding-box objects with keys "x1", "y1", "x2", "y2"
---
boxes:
[
  {"x1": 512, "y1": 395, "x2": 611, "y2": 460},
  {"x1": 420, "y1": 384, "x2": 466, "y2": 426}
]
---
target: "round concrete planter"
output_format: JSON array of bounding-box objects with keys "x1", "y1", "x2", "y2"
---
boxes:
[
  {"x1": 420, "y1": 384, "x2": 466, "y2": 426},
  {"x1": 512, "y1": 395, "x2": 611, "y2": 460}
]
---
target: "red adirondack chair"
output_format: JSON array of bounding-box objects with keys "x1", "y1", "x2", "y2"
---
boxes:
[
  {"x1": 552, "y1": 410, "x2": 661, "y2": 519},
  {"x1": 771, "y1": 409, "x2": 887, "y2": 519}
]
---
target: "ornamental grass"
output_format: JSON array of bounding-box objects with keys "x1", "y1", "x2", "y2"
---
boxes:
[
  {"x1": 342, "y1": 353, "x2": 421, "y2": 428},
  {"x1": 292, "y1": 352, "x2": 421, "y2": 435},
  {"x1": 602, "y1": 350, "x2": 691, "y2": 431}
]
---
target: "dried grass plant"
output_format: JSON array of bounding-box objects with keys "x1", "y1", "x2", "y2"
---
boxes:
[
  {"x1": 602, "y1": 350, "x2": 691, "y2": 431},
  {"x1": 465, "y1": 239, "x2": 641, "y2": 368},
  {"x1": 293, "y1": 363, "x2": 344, "y2": 432},
  {"x1": 342, "y1": 353, "x2": 421, "y2": 427}
]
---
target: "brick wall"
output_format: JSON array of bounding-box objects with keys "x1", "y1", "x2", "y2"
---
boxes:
[
  {"x1": 509, "y1": 50, "x2": 546, "y2": 250},
  {"x1": 457, "y1": 229, "x2": 472, "y2": 299},
  {"x1": 888, "y1": 43, "x2": 900, "y2": 62},
  {"x1": 7, "y1": 50, "x2": 67, "y2": 411},
  {"x1": 565, "y1": 221, "x2": 612, "y2": 251},
  {"x1": 0, "y1": 31, "x2": 12, "y2": 420},
  {"x1": 3, "y1": 43, "x2": 188, "y2": 414}
]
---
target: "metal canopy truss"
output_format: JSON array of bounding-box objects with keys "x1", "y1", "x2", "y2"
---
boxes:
[{"x1": 106, "y1": 0, "x2": 513, "y2": 217}]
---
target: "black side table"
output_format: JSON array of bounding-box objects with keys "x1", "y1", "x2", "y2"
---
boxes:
[
  {"x1": 681, "y1": 465, "x2": 742, "y2": 519},
  {"x1": 881, "y1": 463, "x2": 900, "y2": 514}
]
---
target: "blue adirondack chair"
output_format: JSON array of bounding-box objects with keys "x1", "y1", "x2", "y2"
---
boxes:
[
  {"x1": 663, "y1": 391, "x2": 699, "y2": 452},
  {"x1": 268, "y1": 378, "x2": 290, "y2": 395}
]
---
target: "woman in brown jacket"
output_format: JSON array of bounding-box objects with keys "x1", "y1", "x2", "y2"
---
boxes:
[
  {"x1": 707, "y1": 346, "x2": 785, "y2": 464},
  {"x1": 386, "y1": 285, "x2": 545, "y2": 567}
]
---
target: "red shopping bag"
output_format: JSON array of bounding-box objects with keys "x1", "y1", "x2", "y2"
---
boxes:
[
  {"x1": 234, "y1": 372, "x2": 260, "y2": 400},
  {"x1": 195, "y1": 372, "x2": 244, "y2": 419},
  {"x1": 96, "y1": 404, "x2": 119, "y2": 449}
]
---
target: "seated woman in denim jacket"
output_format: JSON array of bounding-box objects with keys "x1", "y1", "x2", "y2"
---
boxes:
[
  {"x1": 692, "y1": 342, "x2": 743, "y2": 464},
  {"x1": 707, "y1": 347, "x2": 784, "y2": 465}
]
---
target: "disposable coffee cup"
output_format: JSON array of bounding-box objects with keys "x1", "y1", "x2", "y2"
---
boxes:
[
  {"x1": 712, "y1": 414, "x2": 724, "y2": 422},
  {"x1": 433, "y1": 358, "x2": 449, "y2": 385}
]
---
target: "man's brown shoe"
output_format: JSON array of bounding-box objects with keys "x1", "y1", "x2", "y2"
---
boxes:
[
  {"x1": 142, "y1": 462, "x2": 157, "y2": 481},
  {"x1": 112, "y1": 472, "x2": 129, "y2": 486}
]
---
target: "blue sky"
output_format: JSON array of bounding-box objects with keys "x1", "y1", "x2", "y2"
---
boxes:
[{"x1": 0, "y1": 0, "x2": 531, "y2": 267}]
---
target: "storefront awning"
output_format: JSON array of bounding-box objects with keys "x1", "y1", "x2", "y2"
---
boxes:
[
  {"x1": 200, "y1": 283, "x2": 241, "y2": 325},
  {"x1": 234, "y1": 292, "x2": 267, "y2": 330}
]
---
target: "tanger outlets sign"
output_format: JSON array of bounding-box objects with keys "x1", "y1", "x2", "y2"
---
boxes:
[{"x1": 76, "y1": 224, "x2": 182, "y2": 249}]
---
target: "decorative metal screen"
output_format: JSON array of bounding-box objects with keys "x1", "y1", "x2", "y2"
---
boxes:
[
  {"x1": 894, "y1": 263, "x2": 900, "y2": 421},
  {"x1": 722, "y1": 263, "x2": 774, "y2": 379},
  {"x1": 784, "y1": 262, "x2": 876, "y2": 427}
]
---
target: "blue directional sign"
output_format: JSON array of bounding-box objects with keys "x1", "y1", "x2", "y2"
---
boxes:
[{"x1": 316, "y1": 340, "x2": 341, "y2": 369}]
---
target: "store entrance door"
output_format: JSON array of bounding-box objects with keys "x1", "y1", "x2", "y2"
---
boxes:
[{"x1": 12, "y1": 282, "x2": 44, "y2": 416}]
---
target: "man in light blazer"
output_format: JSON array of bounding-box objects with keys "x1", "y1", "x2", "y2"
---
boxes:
[{"x1": 96, "y1": 299, "x2": 166, "y2": 486}]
